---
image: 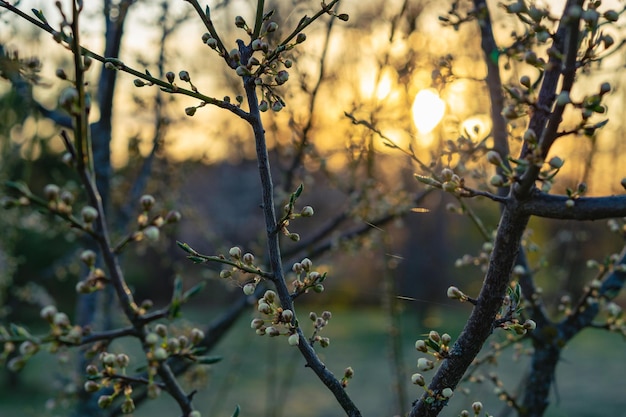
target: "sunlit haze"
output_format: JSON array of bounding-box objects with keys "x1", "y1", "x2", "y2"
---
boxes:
[{"x1": 412, "y1": 89, "x2": 445, "y2": 135}]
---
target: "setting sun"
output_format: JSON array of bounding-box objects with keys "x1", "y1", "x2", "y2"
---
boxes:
[{"x1": 412, "y1": 89, "x2": 445, "y2": 135}]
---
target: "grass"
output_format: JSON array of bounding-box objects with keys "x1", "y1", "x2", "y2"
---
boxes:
[{"x1": 2, "y1": 306, "x2": 626, "y2": 417}]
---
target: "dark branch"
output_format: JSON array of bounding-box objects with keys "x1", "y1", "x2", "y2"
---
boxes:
[{"x1": 520, "y1": 192, "x2": 626, "y2": 220}]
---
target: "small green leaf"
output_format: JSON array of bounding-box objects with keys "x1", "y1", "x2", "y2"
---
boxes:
[
  {"x1": 172, "y1": 275, "x2": 183, "y2": 301},
  {"x1": 176, "y1": 241, "x2": 198, "y2": 255},
  {"x1": 187, "y1": 255, "x2": 207, "y2": 264},
  {"x1": 196, "y1": 355, "x2": 222, "y2": 364},
  {"x1": 424, "y1": 338, "x2": 440, "y2": 352},
  {"x1": 183, "y1": 282, "x2": 206, "y2": 302},
  {"x1": 205, "y1": 5, "x2": 211, "y2": 18},
  {"x1": 32, "y1": 9, "x2": 48, "y2": 24},
  {"x1": 489, "y1": 49, "x2": 500, "y2": 65},
  {"x1": 10, "y1": 323, "x2": 32, "y2": 338},
  {"x1": 294, "y1": 183, "x2": 303, "y2": 198},
  {"x1": 231, "y1": 404, "x2": 241, "y2": 417}
]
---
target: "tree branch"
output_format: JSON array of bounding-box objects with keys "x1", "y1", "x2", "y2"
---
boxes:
[{"x1": 520, "y1": 192, "x2": 626, "y2": 220}]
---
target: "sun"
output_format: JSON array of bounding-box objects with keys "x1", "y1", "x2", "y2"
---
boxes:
[{"x1": 412, "y1": 89, "x2": 446, "y2": 135}]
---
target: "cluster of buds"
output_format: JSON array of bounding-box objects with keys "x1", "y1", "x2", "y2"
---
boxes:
[
  {"x1": 279, "y1": 202, "x2": 314, "y2": 241},
  {"x1": 415, "y1": 330, "x2": 453, "y2": 360},
  {"x1": 132, "y1": 194, "x2": 181, "y2": 243},
  {"x1": 43, "y1": 183, "x2": 75, "y2": 215},
  {"x1": 250, "y1": 290, "x2": 298, "y2": 345},
  {"x1": 454, "y1": 241, "x2": 494, "y2": 272},
  {"x1": 85, "y1": 352, "x2": 136, "y2": 413},
  {"x1": 308, "y1": 311, "x2": 332, "y2": 348},
  {"x1": 40, "y1": 304, "x2": 83, "y2": 344},
  {"x1": 291, "y1": 258, "x2": 326, "y2": 294},
  {"x1": 218, "y1": 246, "x2": 262, "y2": 295},
  {"x1": 6, "y1": 338, "x2": 39, "y2": 372},
  {"x1": 494, "y1": 282, "x2": 537, "y2": 335},
  {"x1": 415, "y1": 167, "x2": 465, "y2": 195},
  {"x1": 144, "y1": 324, "x2": 205, "y2": 364},
  {"x1": 75, "y1": 249, "x2": 109, "y2": 294}
]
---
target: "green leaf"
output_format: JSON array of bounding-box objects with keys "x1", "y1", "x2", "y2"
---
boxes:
[
  {"x1": 231, "y1": 404, "x2": 240, "y2": 417},
  {"x1": 183, "y1": 282, "x2": 206, "y2": 302},
  {"x1": 196, "y1": 355, "x2": 222, "y2": 364},
  {"x1": 187, "y1": 255, "x2": 207, "y2": 264},
  {"x1": 205, "y1": 5, "x2": 211, "y2": 18},
  {"x1": 10, "y1": 323, "x2": 32, "y2": 338},
  {"x1": 489, "y1": 49, "x2": 500, "y2": 65},
  {"x1": 424, "y1": 338, "x2": 440, "y2": 352},
  {"x1": 294, "y1": 183, "x2": 303, "y2": 198},
  {"x1": 176, "y1": 241, "x2": 198, "y2": 255},
  {"x1": 172, "y1": 276, "x2": 183, "y2": 301},
  {"x1": 32, "y1": 9, "x2": 48, "y2": 24}
]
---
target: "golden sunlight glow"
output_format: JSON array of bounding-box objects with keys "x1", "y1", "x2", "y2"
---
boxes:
[
  {"x1": 375, "y1": 68, "x2": 394, "y2": 100},
  {"x1": 412, "y1": 89, "x2": 445, "y2": 134}
]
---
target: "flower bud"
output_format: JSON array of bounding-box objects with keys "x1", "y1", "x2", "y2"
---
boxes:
[
  {"x1": 296, "y1": 33, "x2": 306, "y2": 43},
  {"x1": 44, "y1": 184, "x2": 60, "y2": 201},
  {"x1": 185, "y1": 107, "x2": 196, "y2": 117},
  {"x1": 472, "y1": 401, "x2": 483, "y2": 413},
  {"x1": 144, "y1": 333, "x2": 159, "y2": 347},
  {"x1": 447, "y1": 286, "x2": 464, "y2": 300},
  {"x1": 442, "y1": 388, "x2": 453, "y2": 398},
  {"x1": 53, "y1": 312, "x2": 70, "y2": 327},
  {"x1": 486, "y1": 150, "x2": 503, "y2": 166},
  {"x1": 259, "y1": 100, "x2": 269, "y2": 112},
  {"x1": 179, "y1": 71, "x2": 191, "y2": 82},
  {"x1": 81, "y1": 206, "x2": 99, "y2": 223},
  {"x1": 548, "y1": 156, "x2": 564, "y2": 169},
  {"x1": 40, "y1": 305, "x2": 58, "y2": 322},
  {"x1": 143, "y1": 226, "x2": 160, "y2": 242},
  {"x1": 98, "y1": 395, "x2": 113, "y2": 409},
  {"x1": 523, "y1": 319, "x2": 537, "y2": 330},
  {"x1": 229, "y1": 49, "x2": 241, "y2": 62},
  {"x1": 140, "y1": 194, "x2": 155, "y2": 211},
  {"x1": 243, "y1": 283, "x2": 256, "y2": 295},
  {"x1": 411, "y1": 373, "x2": 425, "y2": 386},
  {"x1": 206, "y1": 37, "x2": 218, "y2": 49},
  {"x1": 271, "y1": 101, "x2": 284, "y2": 112},
  {"x1": 155, "y1": 323, "x2": 168, "y2": 337},
  {"x1": 242, "y1": 252, "x2": 255, "y2": 265},
  {"x1": 266, "y1": 22, "x2": 278, "y2": 32},
  {"x1": 220, "y1": 270, "x2": 232, "y2": 279},
  {"x1": 417, "y1": 357, "x2": 434, "y2": 371},
  {"x1": 166, "y1": 71, "x2": 175, "y2": 83},
  {"x1": 236, "y1": 66, "x2": 250, "y2": 76},
  {"x1": 84, "y1": 380, "x2": 100, "y2": 393},
  {"x1": 288, "y1": 333, "x2": 299, "y2": 346},
  {"x1": 301, "y1": 206, "x2": 314, "y2": 217},
  {"x1": 282, "y1": 309, "x2": 294, "y2": 322},
  {"x1": 116, "y1": 353, "x2": 130, "y2": 368},
  {"x1": 191, "y1": 328, "x2": 205, "y2": 344},
  {"x1": 301, "y1": 258, "x2": 312, "y2": 271},
  {"x1": 235, "y1": 15, "x2": 246, "y2": 28},
  {"x1": 153, "y1": 347, "x2": 168, "y2": 361},
  {"x1": 121, "y1": 398, "x2": 135, "y2": 414},
  {"x1": 415, "y1": 339, "x2": 427, "y2": 352},
  {"x1": 252, "y1": 39, "x2": 263, "y2": 51},
  {"x1": 258, "y1": 302, "x2": 271, "y2": 314},
  {"x1": 229, "y1": 246, "x2": 242, "y2": 259}
]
